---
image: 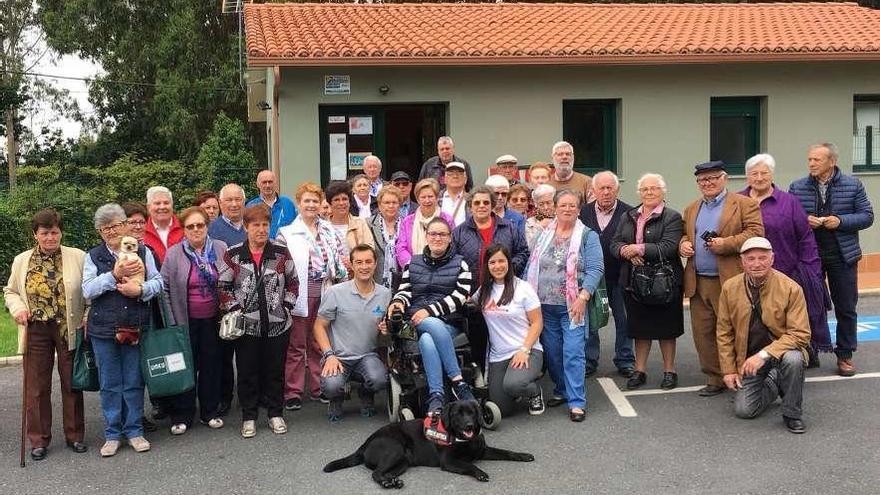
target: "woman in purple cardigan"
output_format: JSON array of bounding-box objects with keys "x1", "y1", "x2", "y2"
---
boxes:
[
  {"x1": 395, "y1": 178, "x2": 454, "y2": 269},
  {"x1": 739, "y1": 154, "x2": 831, "y2": 364},
  {"x1": 160, "y1": 206, "x2": 228, "y2": 434}
]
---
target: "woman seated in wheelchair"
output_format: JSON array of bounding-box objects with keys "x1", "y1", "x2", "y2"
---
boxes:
[{"x1": 388, "y1": 217, "x2": 475, "y2": 415}]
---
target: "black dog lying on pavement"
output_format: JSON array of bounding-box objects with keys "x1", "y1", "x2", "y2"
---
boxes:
[{"x1": 323, "y1": 400, "x2": 534, "y2": 489}]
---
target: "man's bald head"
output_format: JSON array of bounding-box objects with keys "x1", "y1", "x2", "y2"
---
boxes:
[{"x1": 257, "y1": 170, "x2": 278, "y2": 198}]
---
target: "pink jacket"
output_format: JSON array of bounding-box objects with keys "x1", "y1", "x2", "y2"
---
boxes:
[{"x1": 395, "y1": 211, "x2": 454, "y2": 270}]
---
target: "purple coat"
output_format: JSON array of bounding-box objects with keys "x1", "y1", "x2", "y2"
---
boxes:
[
  {"x1": 395, "y1": 210, "x2": 454, "y2": 270},
  {"x1": 739, "y1": 186, "x2": 831, "y2": 351},
  {"x1": 160, "y1": 238, "x2": 227, "y2": 327}
]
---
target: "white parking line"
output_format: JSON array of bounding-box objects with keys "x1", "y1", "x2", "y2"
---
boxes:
[{"x1": 598, "y1": 372, "x2": 880, "y2": 417}]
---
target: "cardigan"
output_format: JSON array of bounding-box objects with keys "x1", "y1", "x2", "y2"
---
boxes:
[{"x1": 161, "y1": 239, "x2": 228, "y2": 327}]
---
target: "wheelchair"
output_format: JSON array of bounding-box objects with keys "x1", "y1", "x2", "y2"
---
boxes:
[{"x1": 384, "y1": 309, "x2": 502, "y2": 430}]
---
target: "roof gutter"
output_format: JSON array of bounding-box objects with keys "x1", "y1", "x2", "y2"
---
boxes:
[{"x1": 271, "y1": 65, "x2": 281, "y2": 184}]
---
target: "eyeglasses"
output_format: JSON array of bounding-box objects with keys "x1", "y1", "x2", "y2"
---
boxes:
[
  {"x1": 127, "y1": 219, "x2": 146, "y2": 227},
  {"x1": 696, "y1": 174, "x2": 725, "y2": 185},
  {"x1": 638, "y1": 186, "x2": 663, "y2": 193},
  {"x1": 184, "y1": 222, "x2": 207, "y2": 231},
  {"x1": 472, "y1": 200, "x2": 492, "y2": 207},
  {"x1": 495, "y1": 191, "x2": 509, "y2": 197},
  {"x1": 99, "y1": 221, "x2": 127, "y2": 234},
  {"x1": 427, "y1": 232, "x2": 450, "y2": 238},
  {"x1": 509, "y1": 196, "x2": 529, "y2": 203},
  {"x1": 392, "y1": 181, "x2": 411, "y2": 187},
  {"x1": 445, "y1": 170, "x2": 465, "y2": 176}
]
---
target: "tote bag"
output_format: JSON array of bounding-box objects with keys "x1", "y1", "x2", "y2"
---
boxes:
[
  {"x1": 588, "y1": 277, "x2": 610, "y2": 330},
  {"x1": 71, "y1": 327, "x2": 100, "y2": 392},
  {"x1": 139, "y1": 296, "x2": 195, "y2": 398}
]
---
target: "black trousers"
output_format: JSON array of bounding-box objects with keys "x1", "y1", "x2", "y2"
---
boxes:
[
  {"x1": 235, "y1": 332, "x2": 289, "y2": 421},
  {"x1": 466, "y1": 312, "x2": 489, "y2": 371},
  {"x1": 220, "y1": 339, "x2": 236, "y2": 404},
  {"x1": 164, "y1": 317, "x2": 223, "y2": 425}
]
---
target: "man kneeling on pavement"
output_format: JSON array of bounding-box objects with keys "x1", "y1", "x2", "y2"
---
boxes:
[
  {"x1": 314, "y1": 244, "x2": 391, "y2": 422},
  {"x1": 716, "y1": 237, "x2": 811, "y2": 434}
]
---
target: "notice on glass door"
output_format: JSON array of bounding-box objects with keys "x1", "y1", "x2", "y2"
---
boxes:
[
  {"x1": 329, "y1": 133, "x2": 347, "y2": 180},
  {"x1": 348, "y1": 116, "x2": 373, "y2": 135}
]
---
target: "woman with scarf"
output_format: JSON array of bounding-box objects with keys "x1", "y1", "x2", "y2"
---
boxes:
[
  {"x1": 277, "y1": 182, "x2": 348, "y2": 411},
  {"x1": 395, "y1": 178, "x2": 454, "y2": 270},
  {"x1": 349, "y1": 174, "x2": 378, "y2": 220},
  {"x1": 526, "y1": 190, "x2": 604, "y2": 422},
  {"x1": 161, "y1": 206, "x2": 228, "y2": 434},
  {"x1": 368, "y1": 185, "x2": 403, "y2": 288}
]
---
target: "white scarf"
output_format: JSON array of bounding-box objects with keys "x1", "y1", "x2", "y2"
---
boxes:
[
  {"x1": 279, "y1": 217, "x2": 344, "y2": 317},
  {"x1": 411, "y1": 207, "x2": 440, "y2": 257}
]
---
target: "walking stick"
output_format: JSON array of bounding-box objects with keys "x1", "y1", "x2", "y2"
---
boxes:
[{"x1": 19, "y1": 325, "x2": 29, "y2": 468}]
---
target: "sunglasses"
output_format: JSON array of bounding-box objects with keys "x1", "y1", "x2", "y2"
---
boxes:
[
  {"x1": 392, "y1": 181, "x2": 411, "y2": 187},
  {"x1": 472, "y1": 200, "x2": 492, "y2": 206},
  {"x1": 184, "y1": 222, "x2": 207, "y2": 231}
]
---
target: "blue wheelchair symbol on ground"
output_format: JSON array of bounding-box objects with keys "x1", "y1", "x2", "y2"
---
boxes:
[{"x1": 829, "y1": 316, "x2": 880, "y2": 342}]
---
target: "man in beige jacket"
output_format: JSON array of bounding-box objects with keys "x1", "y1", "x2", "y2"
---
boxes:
[{"x1": 716, "y1": 237, "x2": 811, "y2": 434}]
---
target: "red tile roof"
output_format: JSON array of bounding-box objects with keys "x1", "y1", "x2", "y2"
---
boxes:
[{"x1": 244, "y1": 2, "x2": 880, "y2": 67}]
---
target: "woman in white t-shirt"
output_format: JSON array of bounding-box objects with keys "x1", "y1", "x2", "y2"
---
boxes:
[{"x1": 475, "y1": 244, "x2": 545, "y2": 416}]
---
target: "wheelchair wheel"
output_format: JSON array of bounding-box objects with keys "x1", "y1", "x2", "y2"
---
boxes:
[
  {"x1": 387, "y1": 375, "x2": 403, "y2": 423},
  {"x1": 481, "y1": 401, "x2": 502, "y2": 430},
  {"x1": 400, "y1": 407, "x2": 415, "y2": 422}
]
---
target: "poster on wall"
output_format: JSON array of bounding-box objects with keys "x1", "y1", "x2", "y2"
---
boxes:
[
  {"x1": 329, "y1": 134, "x2": 347, "y2": 180},
  {"x1": 323, "y1": 75, "x2": 351, "y2": 95},
  {"x1": 348, "y1": 116, "x2": 373, "y2": 135},
  {"x1": 348, "y1": 151, "x2": 371, "y2": 171}
]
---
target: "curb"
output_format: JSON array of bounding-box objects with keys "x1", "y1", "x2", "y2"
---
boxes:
[{"x1": 0, "y1": 355, "x2": 22, "y2": 367}]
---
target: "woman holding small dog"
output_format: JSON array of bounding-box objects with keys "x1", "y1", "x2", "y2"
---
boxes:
[
  {"x1": 82, "y1": 203, "x2": 164, "y2": 456},
  {"x1": 475, "y1": 244, "x2": 545, "y2": 417},
  {"x1": 161, "y1": 206, "x2": 228, "y2": 434},
  {"x1": 389, "y1": 217, "x2": 475, "y2": 415}
]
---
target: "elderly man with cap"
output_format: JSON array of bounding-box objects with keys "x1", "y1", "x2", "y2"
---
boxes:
[
  {"x1": 548, "y1": 141, "x2": 592, "y2": 203},
  {"x1": 716, "y1": 237, "x2": 810, "y2": 433},
  {"x1": 485, "y1": 175, "x2": 526, "y2": 234},
  {"x1": 680, "y1": 160, "x2": 764, "y2": 397},
  {"x1": 495, "y1": 154, "x2": 521, "y2": 186},
  {"x1": 389, "y1": 171, "x2": 418, "y2": 218},
  {"x1": 418, "y1": 136, "x2": 474, "y2": 191},
  {"x1": 440, "y1": 162, "x2": 470, "y2": 227}
]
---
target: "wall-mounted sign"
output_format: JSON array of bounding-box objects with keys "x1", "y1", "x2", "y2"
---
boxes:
[
  {"x1": 349, "y1": 116, "x2": 373, "y2": 135},
  {"x1": 328, "y1": 115, "x2": 346, "y2": 124},
  {"x1": 329, "y1": 133, "x2": 347, "y2": 180},
  {"x1": 348, "y1": 151, "x2": 371, "y2": 170},
  {"x1": 324, "y1": 75, "x2": 351, "y2": 95}
]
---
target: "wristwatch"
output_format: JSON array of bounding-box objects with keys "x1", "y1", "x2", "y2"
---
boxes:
[
  {"x1": 322, "y1": 349, "x2": 336, "y2": 360},
  {"x1": 519, "y1": 346, "x2": 531, "y2": 355},
  {"x1": 758, "y1": 350, "x2": 771, "y2": 360}
]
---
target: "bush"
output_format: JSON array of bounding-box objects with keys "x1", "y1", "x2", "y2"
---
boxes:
[{"x1": 195, "y1": 112, "x2": 260, "y2": 199}]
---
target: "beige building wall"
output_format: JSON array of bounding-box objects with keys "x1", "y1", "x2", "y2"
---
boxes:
[{"x1": 274, "y1": 61, "x2": 880, "y2": 252}]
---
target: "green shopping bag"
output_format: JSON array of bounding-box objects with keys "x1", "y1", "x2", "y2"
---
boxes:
[
  {"x1": 588, "y1": 277, "x2": 610, "y2": 330},
  {"x1": 71, "y1": 327, "x2": 100, "y2": 392},
  {"x1": 139, "y1": 296, "x2": 195, "y2": 398}
]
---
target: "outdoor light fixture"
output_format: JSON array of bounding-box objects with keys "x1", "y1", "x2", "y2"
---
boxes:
[
  {"x1": 257, "y1": 100, "x2": 271, "y2": 111},
  {"x1": 378, "y1": 85, "x2": 390, "y2": 95}
]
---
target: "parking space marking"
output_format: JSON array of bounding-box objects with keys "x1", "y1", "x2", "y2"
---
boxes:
[
  {"x1": 596, "y1": 378, "x2": 638, "y2": 417},
  {"x1": 599, "y1": 372, "x2": 880, "y2": 417}
]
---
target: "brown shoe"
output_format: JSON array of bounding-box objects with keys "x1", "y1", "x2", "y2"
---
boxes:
[{"x1": 837, "y1": 358, "x2": 856, "y2": 377}]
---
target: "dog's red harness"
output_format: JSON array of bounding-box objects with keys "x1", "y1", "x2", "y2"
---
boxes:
[{"x1": 423, "y1": 415, "x2": 451, "y2": 446}]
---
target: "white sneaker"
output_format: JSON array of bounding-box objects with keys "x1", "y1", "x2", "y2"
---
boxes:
[
  {"x1": 268, "y1": 416, "x2": 287, "y2": 435},
  {"x1": 100, "y1": 440, "x2": 120, "y2": 457},
  {"x1": 241, "y1": 420, "x2": 256, "y2": 438},
  {"x1": 170, "y1": 423, "x2": 187, "y2": 435},
  {"x1": 207, "y1": 418, "x2": 224, "y2": 429},
  {"x1": 128, "y1": 436, "x2": 151, "y2": 453}
]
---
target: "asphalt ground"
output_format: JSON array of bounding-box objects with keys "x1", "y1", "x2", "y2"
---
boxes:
[{"x1": 1, "y1": 297, "x2": 879, "y2": 495}]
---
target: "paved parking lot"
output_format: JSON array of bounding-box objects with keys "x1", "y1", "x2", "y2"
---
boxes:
[{"x1": 1, "y1": 297, "x2": 879, "y2": 494}]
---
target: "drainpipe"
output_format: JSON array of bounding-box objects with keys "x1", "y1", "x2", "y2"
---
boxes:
[{"x1": 272, "y1": 66, "x2": 282, "y2": 184}]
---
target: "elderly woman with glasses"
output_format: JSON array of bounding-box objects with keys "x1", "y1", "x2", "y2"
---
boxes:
[
  {"x1": 82, "y1": 203, "x2": 163, "y2": 457},
  {"x1": 160, "y1": 206, "x2": 228, "y2": 434},
  {"x1": 738, "y1": 153, "x2": 831, "y2": 365},
  {"x1": 368, "y1": 185, "x2": 404, "y2": 288},
  {"x1": 525, "y1": 184, "x2": 556, "y2": 249}
]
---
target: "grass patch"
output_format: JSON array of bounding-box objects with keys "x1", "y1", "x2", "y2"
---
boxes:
[{"x1": 0, "y1": 296, "x2": 20, "y2": 357}]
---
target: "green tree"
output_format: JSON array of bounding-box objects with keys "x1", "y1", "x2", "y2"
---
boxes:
[{"x1": 195, "y1": 112, "x2": 259, "y2": 199}]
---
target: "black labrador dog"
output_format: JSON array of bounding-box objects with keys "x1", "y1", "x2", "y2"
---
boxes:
[{"x1": 323, "y1": 400, "x2": 534, "y2": 489}]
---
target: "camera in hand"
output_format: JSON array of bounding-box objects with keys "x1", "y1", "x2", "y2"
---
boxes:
[
  {"x1": 700, "y1": 230, "x2": 718, "y2": 243},
  {"x1": 388, "y1": 307, "x2": 405, "y2": 335}
]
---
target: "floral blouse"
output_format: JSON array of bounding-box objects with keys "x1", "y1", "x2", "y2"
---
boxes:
[{"x1": 25, "y1": 249, "x2": 67, "y2": 335}]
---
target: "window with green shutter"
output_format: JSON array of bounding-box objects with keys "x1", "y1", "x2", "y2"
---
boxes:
[
  {"x1": 562, "y1": 99, "x2": 619, "y2": 175},
  {"x1": 710, "y1": 97, "x2": 763, "y2": 176}
]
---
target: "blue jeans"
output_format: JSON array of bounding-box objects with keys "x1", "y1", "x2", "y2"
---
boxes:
[
  {"x1": 416, "y1": 317, "x2": 462, "y2": 395},
  {"x1": 585, "y1": 282, "x2": 634, "y2": 372},
  {"x1": 91, "y1": 336, "x2": 144, "y2": 440},
  {"x1": 540, "y1": 304, "x2": 587, "y2": 409},
  {"x1": 822, "y1": 257, "x2": 858, "y2": 358},
  {"x1": 321, "y1": 354, "x2": 389, "y2": 401}
]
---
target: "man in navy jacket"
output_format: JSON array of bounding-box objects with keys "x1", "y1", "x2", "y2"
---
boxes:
[{"x1": 789, "y1": 143, "x2": 874, "y2": 376}]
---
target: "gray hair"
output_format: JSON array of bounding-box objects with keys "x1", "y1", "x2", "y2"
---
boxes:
[
  {"x1": 532, "y1": 184, "x2": 556, "y2": 202},
  {"x1": 350, "y1": 173, "x2": 370, "y2": 186},
  {"x1": 146, "y1": 186, "x2": 173, "y2": 205},
  {"x1": 484, "y1": 174, "x2": 510, "y2": 190},
  {"x1": 554, "y1": 189, "x2": 582, "y2": 207},
  {"x1": 636, "y1": 173, "x2": 667, "y2": 194},
  {"x1": 592, "y1": 170, "x2": 620, "y2": 189},
  {"x1": 745, "y1": 153, "x2": 777, "y2": 174},
  {"x1": 552, "y1": 141, "x2": 573, "y2": 155},
  {"x1": 363, "y1": 155, "x2": 382, "y2": 170},
  {"x1": 437, "y1": 136, "x2": 454, "y2": 147},
  {"x1": 809, "y1": 142, "x2": 839, "y2": 163},
  {"x1": 468, "y1": 185, "x2": 498, "y2": 209},
  {"x1": 219, "y1": 183, "x2": 245, "y2": 200},
  {"x1": 93, "y1": 203, "x2": 127, "y2": 230}
]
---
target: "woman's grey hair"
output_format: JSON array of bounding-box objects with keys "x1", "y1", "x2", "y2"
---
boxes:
[
  {"x1": 554, "y1": 189, "x2": 581, "y2": 207},
  {"x1": 532, "y1": 184, "x2": 556, "y2": 202},
  {"x1": 94, "y1": 203, "x2": 127, "y2": 229},
  {"x1": 636, "y1": 173, "x2": 667, "y2": 194},
  {"x1": 745, "y1": 153, "x2": 776, "y2": 174},
  {"x1": 146, "y1": 185, "x2": 173, "y2": 205},
  {"x1": 484, "y1": 174, "x2": 510, "y2": 190},
  {"x1": 350, "y1": 173, "x2": 370, "y2": 186},
  {"x1": 468, "y1": 185, "x2": 498, "y2": 209}
]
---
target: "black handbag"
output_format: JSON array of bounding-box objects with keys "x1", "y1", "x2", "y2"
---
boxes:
[{"x1": 628, "y1": 249, "x2": 676, "y2": 306}]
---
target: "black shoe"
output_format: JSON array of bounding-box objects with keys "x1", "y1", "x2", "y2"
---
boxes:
[
  {"x1": 546, "y1": 396, "x2": 567, "y2": 408},
  {"x1": 142, "y1": 416, "x2": 157, "y2": 432},
  {"x1": 569, "y1": 409, "x2": 586, "y2": 422},
  {"x1": 217, "y1": 401, "x2": 231, "y2": 417},
  {"x1": 585, "y1": 368, "x2": 597, "y2": 378},
  {"x1": 66, "y1": 441, "x2": 88, "y2": 453},
  {"x1": 30, "y1": 447, "x2": 47, "y2": 461},
  {"x1": 697, "y1": 384, "x2": 725, "y2": 397},
  {"x1": 806, "y1": 348, "x2": 820, "y2": 369},
  {"x1": 528, "y1": 389, "x2": 545, "y2": 416},
  {"x1": 425, "y1": 392, "x2": 445, "y2": 416},
  {"x1": 284, "y1": 398, "x2": 302, "y2": 411},
  {"x1": 660, "y1": 372, "x2": 678, "y2": 390},
  {"x1": 618, "y1": 367, "x2": 635, "y2": 378},
  {"x1": 626, "y1": 371, "x2": 647, "y2": 390},
  {"x1": 311, "y1": 394, "x2": 330, "y2": 404},
  {"x1": 783, "y1": 416, "x2": 806, "y2": 434},
  {"x1": 152, "y1": 406, "x2": 168, "y2": 421},
  {"x1": 451, "y1": 380, "x2": 475, "y2": 402}
]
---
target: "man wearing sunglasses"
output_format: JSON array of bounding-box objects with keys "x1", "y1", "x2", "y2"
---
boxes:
[
  {"x1": 389, "y1": 171, "x2": 418, "y2": 218},
  {"x1": 680, "y1": 161, "x2": 764, "y2": 398},
  {"x1": 485, "y1": 175, "x2": 525, "y2": 235}
]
